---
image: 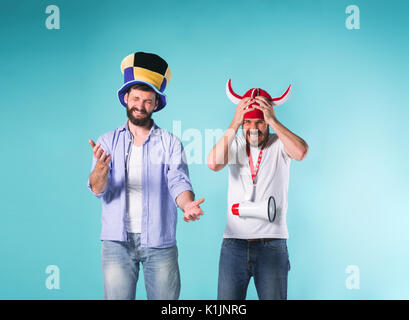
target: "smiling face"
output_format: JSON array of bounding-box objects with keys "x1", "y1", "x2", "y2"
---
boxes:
[
  {"x1": 124, "y1": 87, "x2": 158, "y2": 126},
  {"x1": 242, "y1": 118, "x2": 269, "y2": 147}
]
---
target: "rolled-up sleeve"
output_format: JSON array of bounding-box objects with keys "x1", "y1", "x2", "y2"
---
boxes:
[
  {"x1": 87, "y1": 136, "x2": 111, "y2": 198},
  {"x1": 166, "y1": 137, "x2": 193, "y2": 203}
]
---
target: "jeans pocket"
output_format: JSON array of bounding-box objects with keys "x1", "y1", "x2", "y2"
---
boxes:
[
  {"x1": 221, "y1": 238, "x2": 235, "y2": 248},
  {"x1": 264, "y1": 239, "x2": 287, "y2": 251}
]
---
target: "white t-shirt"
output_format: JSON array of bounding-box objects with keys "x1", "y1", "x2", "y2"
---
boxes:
[
  {"x1": 225, "y1": 133, "x2": 291, "y2": 239},
  {"x1": 126, "y1": 144, "x2": 143, "y2": 233}
]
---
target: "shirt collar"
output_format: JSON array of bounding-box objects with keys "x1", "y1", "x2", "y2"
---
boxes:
[{"x1": 120, "y1": 119, "x2": 160, "y2": 143}]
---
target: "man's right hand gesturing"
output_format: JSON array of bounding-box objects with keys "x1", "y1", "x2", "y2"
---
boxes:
[
  {"x1": 89, "y1": 139, "x2": 111, "y2": 168},
  {"x1": 88, "y1": 139, "x2": 110, "y2": 194}
]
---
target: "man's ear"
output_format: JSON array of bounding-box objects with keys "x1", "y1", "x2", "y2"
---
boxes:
[
  {"x1": 154, "y1": 98, "x2": 159, "y2": 111},
  {"x1": 124, "y1": 92, "x2": 128, "y2": 104}
]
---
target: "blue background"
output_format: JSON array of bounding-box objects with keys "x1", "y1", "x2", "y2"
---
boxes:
[{"x1": 1, "y1": 0, "x2": 408, "y2": 299}]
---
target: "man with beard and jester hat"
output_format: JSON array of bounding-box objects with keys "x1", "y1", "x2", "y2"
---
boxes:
[{"x1": 88, "y1": 52, "x2": 205, "y2": 300}]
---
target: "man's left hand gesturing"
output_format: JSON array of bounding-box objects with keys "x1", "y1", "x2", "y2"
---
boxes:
[{"x1": 183, "y1": 198, "x2": 205, "y2": 222}]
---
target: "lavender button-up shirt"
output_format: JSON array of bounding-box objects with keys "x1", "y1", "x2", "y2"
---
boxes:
[{"x1": 88, "y1": 120, "x2": 193, "y2": 248}]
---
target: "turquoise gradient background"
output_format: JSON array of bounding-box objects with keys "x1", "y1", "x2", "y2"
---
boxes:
[{"x1": 1, "y1": 0, "x2": 408, "y2": 299}]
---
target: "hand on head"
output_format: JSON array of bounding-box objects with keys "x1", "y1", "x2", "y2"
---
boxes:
[{"x1": 232, "y1": 97, "x2": 257, "y2": 127}]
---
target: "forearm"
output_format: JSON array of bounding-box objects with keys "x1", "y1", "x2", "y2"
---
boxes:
[
  {"x1": 268, "y1": 118, "x2": 309, "y2": 161},
  {"x1": 207, "y1": 121, "x2": 239, "y2": 171},
  {"x1": 89, "y1": 164, "x2": 109, "y2": 194},
  {"x1": 175, "y1": 190, "x2": 195, "y2": 211}
]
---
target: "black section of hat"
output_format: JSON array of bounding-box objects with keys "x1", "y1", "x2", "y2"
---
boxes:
[{"x1": 133, "y1": 52, "x2": 168, "y2": 76}]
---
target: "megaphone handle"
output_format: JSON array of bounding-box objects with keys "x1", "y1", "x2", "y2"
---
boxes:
[{"x1": 244, "y1": 185, "x2": 256, "y2": 201}]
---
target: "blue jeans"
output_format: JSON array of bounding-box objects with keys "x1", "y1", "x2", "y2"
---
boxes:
[
  {"x1": 218, "y1": 238, "x2": 290, "y2": 300},
  {"x1": 101, "y1": 233, "x2": 180, "y2": 300}
]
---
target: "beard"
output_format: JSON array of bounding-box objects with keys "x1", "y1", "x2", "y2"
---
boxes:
[
  {"x1": 245, "y1": 129, "x2": 269, "y2": 147},
  {"x1": 126, "y1": 106, "x2": 153, "y2": 127}
]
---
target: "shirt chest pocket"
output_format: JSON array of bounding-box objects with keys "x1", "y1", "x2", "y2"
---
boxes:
[
  {"x1": 238, "y1": 166, "x2": 252, "y2": 179},
  {"x1": 233, "y1": 166, "x2": 253, "y2": 187}
]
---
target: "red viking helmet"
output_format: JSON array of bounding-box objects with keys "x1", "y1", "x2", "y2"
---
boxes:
[{"x1": 226, "y1": 79, "x2": 292, "y2": 119}]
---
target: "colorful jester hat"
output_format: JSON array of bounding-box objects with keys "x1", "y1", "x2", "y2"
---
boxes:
[
  {"x1": 118, "y1": 52, "x2": 172, "y2": 112},
  {"x1": 226, "y1": 79, "x2": 292, "y2": 119}
]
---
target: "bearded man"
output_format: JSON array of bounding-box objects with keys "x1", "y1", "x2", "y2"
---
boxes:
[
  {"x1": 208, "y1": 80, "x2": 308, "y2": 300},
  {"x1": 88, "y1": 52, "x2": 204, "y2": 300}
]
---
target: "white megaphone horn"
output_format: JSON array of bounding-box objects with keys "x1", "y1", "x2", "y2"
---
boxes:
[{"x1": 231, "y1": 196, "x2": 276, "y2": 222}]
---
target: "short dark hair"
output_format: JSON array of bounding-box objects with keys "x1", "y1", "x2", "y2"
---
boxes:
[{"x1": 127, "y1": 83, "x2": 159, "y2": 102}]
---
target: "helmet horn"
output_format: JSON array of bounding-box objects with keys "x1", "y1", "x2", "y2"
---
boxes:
[
  {"x1": 271, "y1": 85, "x2": 292, "y2": 106},
  {"x1": 226, "y1": 79, "x2": 242, "y2": 104}
]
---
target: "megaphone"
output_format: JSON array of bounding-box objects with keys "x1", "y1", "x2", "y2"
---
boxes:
[{"x1": 231, "y1": 196, "x2": 276, "y2": 222}]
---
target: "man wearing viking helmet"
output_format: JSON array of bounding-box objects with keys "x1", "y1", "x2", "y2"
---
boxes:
[{"x1": 208, "y1": 79, "x2": 309, "y2": 300}]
